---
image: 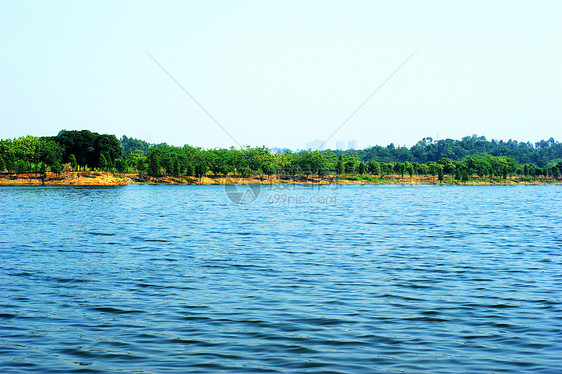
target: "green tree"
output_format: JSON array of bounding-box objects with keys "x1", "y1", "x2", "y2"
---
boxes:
[
  {"x1": 55, "y1": 130, "x2": 97, "y2": 166},
  {"x1": 379, "y1": 163, "x2": 390, "y2": 177},
  {"x1": 15, "y1": 159, "x2": 29, "y2": 173},
  {"x1": 5, "y1": 152, "x2": 16, "y2": 173},
  {"x1": 95, "y1": 134, "x2": 122, "y2": 166},
  {"x1": 394, "y1": 162, "x2": 405, "y2": 177},
  {"x1": 51, "y1": 162, "x2": 64, "y2": 176},
  {"x1": 172, "y1": 156, "x2": 181, "y2": 177},
  {"x1": 357, "y1": 161, "x2": 366, "y2": 175},
  {"x1": 68, "y1": 154, "x2": 78, "y2": 171},
  {"x1": 115, "y1": 158, "x2": 128, "y2": 173},
  {"x1": 99, "y1": 154, "x2": 108, "y2": 171},
  {"x1": 417, "y1": 163, "x2": 429, "y2": 176},
  {"x1": 343, "y1": 156, "x2": 359, "y2": 174},
  {"x1": 39, "y1": 162, "x2": 47, "y2": 184},
  {"x1": 208, "y1": 149, "x2": 231, "y2": 177},
  {"x1": 505, "y1": 158, "x2": 518, "y2": 179},
  {"x1": 129, "y1": 150, "x2": 147, "y2": 174},
  {"x1": 120, "y1": 135, "x2": 151, "y2": 157},
  {"x1": 487, "y1": 155, "x2": 507, "y2": 178},
  {"x1": 294, "y1": 151, "x2": 329, "y2": 177},
  {"x1": 335, "y1": 156, "x2": 344, "y2": 175},
  {"x1": 162, "y1": 153, "x2": 174, "y2": 175},
  {"x1": 438, "y1": 158, "x2": 455, "y2": 176},
  {"x1": 55, "y1": 130, "x2": 120, "y2": 168},
  {"x1": 428, "y1": 161, "x2": 439, "y2": 183},
  {"x1": 194, "y1": 161, "x2": 208, "y2": 179},
  {"x1": 366, "y1": 160, "x2": 381, "y2": 175},
  {"x1": 37, "y1": 138, "x2": 64, "y2": 167},
  {"x1": 465, "y1": 155, "x2": 491, "y2": 179},
  {"x1": 528, "y1": 164, "x2": 539, "y2": 178},
  {"x1": 148, "y1": 149, "x2": 162, "y2": 177},
  {"x1": 263, "y1": 163, "x2": 276, "y2": 179},
  {"x1": 454, "y1": 161, "x2": 469, "y2": 182},
  {"x1": 244, "y1": 146, "x2": 272, "y2": 174},
  {"x1": 185, "y1": 164, "x2": 195, "y2": 177},
  {"x1": 404, "y1": 161, "x2": 414, "y2": 177},
  {"x1": 273, "y1": 151, "x2": 291, "y2": 176},
  {"x1": 191, "y1": 149, "x2": 209, "y2": 180},
  {"x1": 13, "y1": 135, "x2": 40, "y2": 165},
  {"x1": 437, "y1": 164, "x2": 444, "y2": 182}
]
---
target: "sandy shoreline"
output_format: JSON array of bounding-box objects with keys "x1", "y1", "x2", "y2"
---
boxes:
[{"x1": 0, "y1": 171, "x2": 560, "y2": 186}]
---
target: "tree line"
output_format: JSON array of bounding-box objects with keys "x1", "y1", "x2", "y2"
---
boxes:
[
  {"x1": 352, "y1": 135, "x2": 561, "y2": 167},
  {"x1": 0, "y1": 130, "x2": 121, "y2": 175},
  {"x1": 129, "y1": 146, "x2": 561, "y2": 181},
  {"x1": 1, "y1": 131, "x2": 561, "y2": 182}
]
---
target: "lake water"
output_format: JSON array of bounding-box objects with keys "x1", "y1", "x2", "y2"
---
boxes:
[{"x1": 1, "y1": 184, "x2": 561, "y2": 373}]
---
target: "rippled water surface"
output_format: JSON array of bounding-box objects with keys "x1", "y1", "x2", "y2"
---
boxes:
[{"x1": 1, "y1": 185, "x2": 561, "y2": 373}]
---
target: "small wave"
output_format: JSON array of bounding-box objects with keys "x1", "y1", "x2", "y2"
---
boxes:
[
  {"x1": 181, "y1": 315, "x2": 212, "y2": 321},
  {"x1": 180, "y1": 304, "x2": 209, "y2": 309},
  {"x1": 489, "y1": 303, "x2": 518, "y2": 309},
  {"x1": 90, "y1": 306, "x2": 143, "y2": 314},
  {"x1": 11, "y1": 272, "x2": 32, "y2": 277},
  {"x1": 379, "y1": 293, "x2": 423, "y2": 301},
  {"x1": 402, "y1": 283, "x2": 432, "y2": 289},
  {"x1": 284, "y1": 345, "x2": 319, "y2": 354},
  {"x1": 291, "y1": 316, "x2": 353, "y2": 326},
  {"x1": 420, "y1": 310, "x2": 440, "y2": 315},
  {"x1": 320, "y1": 339, "x2": 371, "y2": 347},
  {"x1": 462, "y1": 334, "x2": 502, "y2": 340},
  {"x1": 136, "y1": 283, "x2": 158, "y2": 288},
  {"x1": 167, "y1": 337, "x2": 217, "y2": 347},
  {"x1": 403, "y1": 316, "x2": 449, "y2": 322},
  {"x1": 59, "y1": 347, "x2": 145, "y2": 360},
  {"x1": 54, "y1": 277, "x2": 91, "y2": 284}
]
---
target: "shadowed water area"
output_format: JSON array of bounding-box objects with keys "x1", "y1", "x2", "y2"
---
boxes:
[{"x1": 0, "y1": 185, "x2": 560, "y2": 373}]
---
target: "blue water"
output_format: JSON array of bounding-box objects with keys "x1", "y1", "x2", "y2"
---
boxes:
[{"x1": 1, "y1": 185, "x2": 561, "y2": 373}]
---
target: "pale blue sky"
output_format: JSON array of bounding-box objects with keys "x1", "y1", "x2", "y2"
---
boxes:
[{"x1": 2, "y1": 0, "x2": 561, "y2": 149}]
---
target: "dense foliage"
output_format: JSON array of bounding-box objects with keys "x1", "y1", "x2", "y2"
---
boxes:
[
  {"x1": 1, "y1": 131, "x2": 561, "y2": 182},
  {"x1": 116, "y1": 134, "x2": 561, "y2": 181},
  {"x1": 0, "y1": 130, "x2": 121, "y2": 174},
  {"x1": 120, "y1": 135, "x2": 151, "y2": 158},
  {"x1": 344, "y1": 135, "x2": 562, "y2": 167}
]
